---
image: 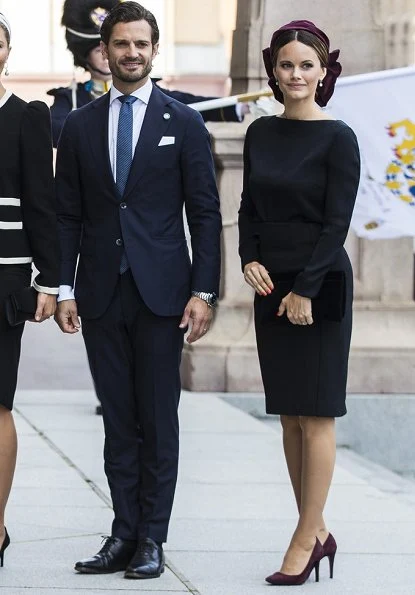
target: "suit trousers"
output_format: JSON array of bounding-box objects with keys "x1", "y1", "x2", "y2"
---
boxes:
[{"x1": 82, "y1": 270, "x2": 184, "y2": 543}]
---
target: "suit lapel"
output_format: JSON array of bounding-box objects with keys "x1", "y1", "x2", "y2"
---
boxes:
[
  {"x1": 124, "y1": 85, "x2": 174, "y2": 199},
  {"x1": 86, "y1": 94, "x2": 119, "y2": 199}
]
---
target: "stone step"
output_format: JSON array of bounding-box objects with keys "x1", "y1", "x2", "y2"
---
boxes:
[{"x1": 352, "y1": 301, "x2": 415, "y2": 348}]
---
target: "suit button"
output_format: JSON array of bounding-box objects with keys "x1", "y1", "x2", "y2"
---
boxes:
[
  {"x1": 116, "y1": 238, "x2": 123, "y2": 246},
  {"x1": 120, "y1": 202, "x2": 127, "y2": 209}
]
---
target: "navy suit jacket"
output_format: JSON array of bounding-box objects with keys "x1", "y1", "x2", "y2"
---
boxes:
[{"x1": 56, "y1": 84, "x2": 222, "y2": 319}]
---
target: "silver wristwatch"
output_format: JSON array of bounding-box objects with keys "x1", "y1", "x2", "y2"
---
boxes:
[{"x1": 191, "y1": 291, "x2": 218, "y2": 308}]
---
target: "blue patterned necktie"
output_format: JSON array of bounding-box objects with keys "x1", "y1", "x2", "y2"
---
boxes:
[
  {"x1": 116, "y1": 94, "x2": 138, "y2": 194},
  {"x1": 116, "y1": 94, "x2": 137, "y2": 273}
]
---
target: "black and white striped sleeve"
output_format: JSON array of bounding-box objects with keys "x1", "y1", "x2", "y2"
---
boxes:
[{"x1": 20, "y1": 101, "x2": 60, "y2": 293}]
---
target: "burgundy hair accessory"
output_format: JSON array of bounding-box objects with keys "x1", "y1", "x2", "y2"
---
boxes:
[{"x1": 262, "y1": 20, "x2": 342, "y2": 107}]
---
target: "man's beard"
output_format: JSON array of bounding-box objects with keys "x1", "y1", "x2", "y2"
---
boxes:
[{"x1": 112, "y1": 59, "x2": 152, "y2": 83}]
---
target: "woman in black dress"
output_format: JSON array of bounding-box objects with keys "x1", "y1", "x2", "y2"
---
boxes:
[
  {"x1": 238, "y1": 21, "x2": 360, "y2": 585},
  {"x1": 0, "y1": 14, "x2": 59, "y2": 566}
]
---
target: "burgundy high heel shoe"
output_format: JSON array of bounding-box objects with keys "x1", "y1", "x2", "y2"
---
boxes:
[
  {"x1": 322, "y1": 533, "x2": 337, "y2": 579},
  {"x1": 265, "y1": 539, "x2": 323, "y2": 586},
  {"x1": 0, "y1": 528, "x2": 10, "y2": 568}
]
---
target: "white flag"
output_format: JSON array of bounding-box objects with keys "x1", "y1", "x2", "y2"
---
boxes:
[{"x1": 327, "y1": 66, "x2": 415, "y2": 239}]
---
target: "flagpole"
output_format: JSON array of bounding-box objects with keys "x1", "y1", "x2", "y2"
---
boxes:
[{"x1": 187, "y1": 89, "x2": 274, "y2": 112}]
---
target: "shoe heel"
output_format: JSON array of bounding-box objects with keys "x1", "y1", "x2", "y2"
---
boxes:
[
  {"x1": 328, "y1": 552, "x2": 335, "y2": 579},
  {"x1": 0, "y1": 528, "x2": 10, "y2": 569},
  {"x1": 314, "y1": 560, "x2": 320, "y2": 583}
]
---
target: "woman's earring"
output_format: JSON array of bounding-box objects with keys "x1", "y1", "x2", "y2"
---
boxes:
[
  {"x1": 4, "y1": 62, "x2": 9, "y2": 76},
  {"x1": 318, "y1": 79, "x2": 323, "y2": 87},
  {"x1": 275, "y1": 79, "x2": 279, "y2": 86}
]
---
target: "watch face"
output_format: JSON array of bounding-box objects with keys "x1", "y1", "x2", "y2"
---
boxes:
[{"x1": 209, "y1": 293, "x2": 218, "y2": 306}]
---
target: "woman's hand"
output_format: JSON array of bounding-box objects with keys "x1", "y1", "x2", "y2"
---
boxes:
[
  {"x1": 277, "y1": 291, "x2": 313, "y2": 325},
  {"x1": 243, "y1": 261, "x2": 274, "y2": 296},
  {"x1": 34, "y1": 293, "x2": 57, "y2": 323}
]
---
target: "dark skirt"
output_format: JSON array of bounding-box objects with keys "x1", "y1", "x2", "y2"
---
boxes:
[
  {"x1": 254, "y1": 250, "x2": 353, "y2": 417},
  {"x1": 0, "y1": 264, "x2": 32, "y2": 411}
]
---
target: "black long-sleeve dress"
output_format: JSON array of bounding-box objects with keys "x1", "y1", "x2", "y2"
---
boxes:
[{"x1": 238, "y1": 116, "x2": 360, "y2": 417}]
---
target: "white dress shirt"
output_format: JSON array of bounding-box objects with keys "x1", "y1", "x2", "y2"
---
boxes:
[
  {"x1": 108, "y1": 78, "x2": 153, "y2": 180},
  {"x1": 58, "y1": 78, "x2": 154, "y2": 302}
]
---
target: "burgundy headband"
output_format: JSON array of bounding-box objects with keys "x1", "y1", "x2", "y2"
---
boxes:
[{"x1": 262, "y1": 20, "x2": 341, "y2": 107}]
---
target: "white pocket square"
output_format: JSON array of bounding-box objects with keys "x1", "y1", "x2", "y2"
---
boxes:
[{"x1": 158, "y1": 136, "x2": 175, "y2": 147}]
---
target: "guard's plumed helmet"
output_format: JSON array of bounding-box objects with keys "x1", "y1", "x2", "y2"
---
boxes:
[{"x1": 62, "y1": 0, "x2": 119, "y2": 69}]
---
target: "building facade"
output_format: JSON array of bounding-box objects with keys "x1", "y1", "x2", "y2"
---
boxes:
[
  {"x1": 381, "y1": 0, "x2": 415, "y2": 67},
  {"x1": 0, "y1": 0, "x2": 237, "y2": 99}
]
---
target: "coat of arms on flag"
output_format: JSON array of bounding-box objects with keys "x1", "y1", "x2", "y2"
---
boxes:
[{"x1": 329, "y1": 67, "x2": 415, "y2": 239}]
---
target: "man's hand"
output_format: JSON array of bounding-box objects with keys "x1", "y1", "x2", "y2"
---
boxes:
[
  {"x1": 54, "y1": 299, "x2": 81, "y2": 333},
  {"x1": 243, "y1": 261, "x2": 274, "y2": 296},
  {"x1": 33, "y1": 293, "x2": 57, "y2": 323},
  {"x1": 240, "y1": 103, "x2": 251, "y2": 116},
  {"x1": 179, "y1": 296, "x2": 213, "y2": 344},
  {"x1": 277, "y1": 291, "x2": 313, "y2": 326}
]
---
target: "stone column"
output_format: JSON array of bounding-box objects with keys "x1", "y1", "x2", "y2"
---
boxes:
[{"x1": 229, "y1": 0, "x2": 266, "y2": 94}]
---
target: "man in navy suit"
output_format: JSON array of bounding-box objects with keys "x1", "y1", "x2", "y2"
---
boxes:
[{"x1": 55, "y1": 1, "x2": 221, "y2": 580}]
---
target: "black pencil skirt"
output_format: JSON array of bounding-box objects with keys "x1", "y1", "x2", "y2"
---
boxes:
[
  {"x1": 0, "y1": 264, "x2": 32, "y2": 411},
  {"x1": 254, "y1": 251, "x2": 353, "y2": 418}
]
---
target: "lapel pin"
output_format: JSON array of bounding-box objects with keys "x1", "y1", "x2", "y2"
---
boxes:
[{"x1": 163, "y1": 112, "x2": 171, "y2": 120}]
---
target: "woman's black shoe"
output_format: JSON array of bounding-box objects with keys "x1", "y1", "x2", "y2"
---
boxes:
[
  {"x1": 75, "y1": 536, "x2": 136, "y2": 574},
  {"x1": 124, "y1": 537, "x2": 165, "y2": 579},
  {"x1": 0, "y1": 528, "x2": 10, "y2": 568}
]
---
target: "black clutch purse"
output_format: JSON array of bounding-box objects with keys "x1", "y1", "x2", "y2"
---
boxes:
[
  {"x1": 4, "y1": 286, "x2": 38, "y2": 326},
  {"x1": 258, "y1": 271, "x2": 346, "y2": 324}
]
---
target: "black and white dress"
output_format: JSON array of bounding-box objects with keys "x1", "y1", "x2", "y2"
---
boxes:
[{"x1": 0, "y1": 90, "x2": 59, "y2": 410}]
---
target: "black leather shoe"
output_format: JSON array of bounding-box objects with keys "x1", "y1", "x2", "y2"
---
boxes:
[
  {"x1": 124, "y1": 537, "x2": 165, "y2": 579},
  {"x1": 75, "y1": 536, "x2": 136, "y2": 574}
]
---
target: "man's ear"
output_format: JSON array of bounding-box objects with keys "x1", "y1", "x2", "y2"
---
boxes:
[
  {"x1": 152, "y1": 43, "x2": 159, "y2": 60},
  {"x1": 100, "y1": 40, "x2": 108, "y2": 60}
]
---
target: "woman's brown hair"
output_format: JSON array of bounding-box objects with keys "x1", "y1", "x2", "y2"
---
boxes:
[
  {"x1": 271, "y1": 29, "x2": 328, "y2": 68},
  {"x1": 0, "y1": 22, "x2": 10, "y2": 46}
]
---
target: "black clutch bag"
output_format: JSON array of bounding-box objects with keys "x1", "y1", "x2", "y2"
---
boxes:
[
  {"x1": 4, "y1": 286, "x2": 38, "y2": 326},
  {"x1": 258, "y1": 271, "x2": 346, "y2": 324}
]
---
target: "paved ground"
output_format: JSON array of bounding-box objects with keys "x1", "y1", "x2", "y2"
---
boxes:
[{"x1": 1, "y1": 319, "x2": 414, "y2": 594}]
